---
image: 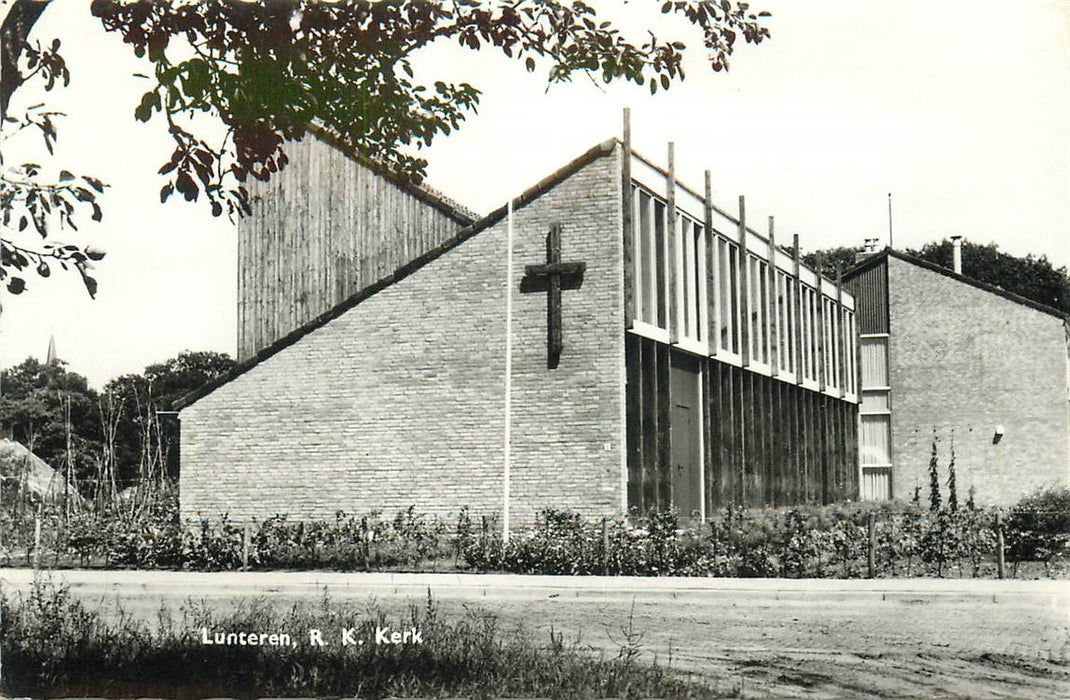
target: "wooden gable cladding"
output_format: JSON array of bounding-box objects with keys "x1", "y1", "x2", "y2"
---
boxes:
[{"x1": 237, "y1": 133, "x2": 475, "y2": 361}]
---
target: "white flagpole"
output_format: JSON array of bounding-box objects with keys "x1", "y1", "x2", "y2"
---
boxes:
[{"x1": 503, "y1": 199, "x2": 513, "y2": 543}]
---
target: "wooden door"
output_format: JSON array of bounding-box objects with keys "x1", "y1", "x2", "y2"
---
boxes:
[{"x1": 670, "y1": 355, "x2": 703, "y2": 518}]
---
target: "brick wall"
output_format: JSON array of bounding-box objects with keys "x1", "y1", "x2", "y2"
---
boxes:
[
  {"x1": 887, "y1": 256, "x2": 1070, "y2": 505},
  {"x1": 237, "y1": 135, "x2": 471, "y2": 361},
  {"x1": 180, "y1": 147, "x2": 625, "y2": 523}
]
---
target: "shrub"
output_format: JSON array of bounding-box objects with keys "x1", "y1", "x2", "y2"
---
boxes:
[{"x1": 1005, "y1": 486, "x2": 1070, "y2": 568}]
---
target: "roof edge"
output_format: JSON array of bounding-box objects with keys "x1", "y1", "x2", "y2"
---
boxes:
[
  {"x1": 174, "y1": 138, "x2": 619, "y2": 411},
  {"x1": 845, "y1": 247, "x2": 1067, "y2": 320},
  {"x1": 305, "y1": 124, "x2": 480, "y2": 226},
  {"x1": 843, "y1": 249, "x2": 889, "y2": 280}
]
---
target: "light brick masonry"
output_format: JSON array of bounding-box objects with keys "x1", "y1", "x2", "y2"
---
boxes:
[
  {"x1": 886, "y1": 255, "x2": 1070, "y2": 505},
  {"x1": 180, "y1": 147, "x2": 625, "y2": 523}
]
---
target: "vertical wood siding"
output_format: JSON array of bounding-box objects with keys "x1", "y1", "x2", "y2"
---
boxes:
[
  {"x1": 625, "y1": 334, "x2": 859, "y2": 512},
  {"x1": 237, "y1": 135, "x2": 473, "y2": 360},
  {"x1": 846, "y1": 260, "x2": 889, "y2": 334}
]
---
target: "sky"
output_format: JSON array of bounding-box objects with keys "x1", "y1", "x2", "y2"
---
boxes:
[{"x1": 1, "y1": 0, "x2": 1068, "y2": 388}]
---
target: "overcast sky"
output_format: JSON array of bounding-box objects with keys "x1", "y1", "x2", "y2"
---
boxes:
[{"x1": 2, "y1": 0, "x2": 1067, "y2": 387}]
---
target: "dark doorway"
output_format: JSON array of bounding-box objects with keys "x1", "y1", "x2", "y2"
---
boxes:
[{"x1": 670, "y1": 353, "x2": 703, "y2": 518}]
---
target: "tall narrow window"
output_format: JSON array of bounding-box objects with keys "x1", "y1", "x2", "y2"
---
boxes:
[
  {"x1": 693, "y1": 221, "x2": 704, "y2": 344},
  {"x1": 800, "y1": 285, "x2": 818, "y2": 383},
  {"x1": 747, "y1": 256, "x2": 769, "y2": 365},
  {"x1": 672, "y1": 213, "x2": 707, "y2": 348},
  {"x1": 636, "y1": 189, "x2": 652, "y2": 324},
  {"x1": 632, "y1": 186, "x2": 669, "y2": 334},
  {"x1": 776, "y1": 271, "x2": 795, "y2": 376},
  {"x1": 822, "y1": 297, "x2": 839, "y2": 390},
  {"x1": 843, "y1": 310, "x2": 856, "y2": 395},
  {"x1": 714, "y1": 237, "x2": 740, "y2": 356},
  {"x1": 654, "y1": 199, "x2": 667, "y2": 329}
]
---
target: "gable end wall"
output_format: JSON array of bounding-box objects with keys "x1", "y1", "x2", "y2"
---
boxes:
[
  {"x1": 181, "y1": 149, "x2": 625, "y2": 522},
  {"x1": 887, "y1": 256, "x2": 1070, "y2": 505}
]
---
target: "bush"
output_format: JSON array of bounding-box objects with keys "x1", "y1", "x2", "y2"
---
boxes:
[
  {"x1": 459, "y1": 502, "x2": 1013, "y2": 579},
  {"x1": 1006, "y1": 486, "x2": 1070, "y2": 567}
]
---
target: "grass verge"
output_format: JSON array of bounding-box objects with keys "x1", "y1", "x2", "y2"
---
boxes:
[{"x1": 1, "y1": 577, "x2": 719, "y2": 699}]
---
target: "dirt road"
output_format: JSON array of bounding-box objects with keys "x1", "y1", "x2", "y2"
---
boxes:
[{"x1": 3, "y1": 569, "x2": 1068, "y2": 698}]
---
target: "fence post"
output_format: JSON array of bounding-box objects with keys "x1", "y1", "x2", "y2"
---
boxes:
[
  {"x1": 996, "y1": 513, "x2": 1005, "y2": 579},
  {"x1": 601, "y1": 517, "x2": 609, "y2": 575},
  {"x1": 361, "y1": 516, "x2": 370, "y2": 569},
  {"x1": 32, "y1": 516, "x2": 41, "y2": 570},
  {"x1": 867, "y1": 512, "x2": 876, "y2": 579},
  {"x1": 454, "y1": 512, "x2": 463, "y2": 565},
  {"x1": 242, "y1": 522, "x2": 250, "y2": 571}
]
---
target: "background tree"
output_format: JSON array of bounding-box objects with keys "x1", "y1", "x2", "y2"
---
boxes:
[
  {"x1": 0, "y1": 358, "x2": 102, "y2": 490},
  {"x1": 1, "y1": 0, "x2": 771, "y2": 293},
  {"x1": 0, "y1": 350, "x2": 233, "y2": 499},
  {"x1": 906, "y1": 239, "x2": 1069, "y2": 314},
  {"x1": 806, "y1": 239, "x2": 1070, "y2": 314},
  {"x1": 802, "y1": 246, "x2": 861, "y2": 280},
  {"x1": 102, "y1": 350, "x2": 234, "y2": 487}
]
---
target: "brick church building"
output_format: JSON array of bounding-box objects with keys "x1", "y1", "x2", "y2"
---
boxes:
[
  {"x1": 176, "y1": 122, "x2": 861, "y2": 524},
  {"x1": 846, "y1": 244, "x2": 1070, "y2": 506}
]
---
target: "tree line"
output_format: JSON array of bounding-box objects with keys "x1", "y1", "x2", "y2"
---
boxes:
[{"x1": 0, "y1": 350, "x2": 233, "y2": 508}]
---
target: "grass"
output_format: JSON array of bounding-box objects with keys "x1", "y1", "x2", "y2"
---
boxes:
[{"x1": 0, "y1": 577, "x2": 721, "y2": 699}]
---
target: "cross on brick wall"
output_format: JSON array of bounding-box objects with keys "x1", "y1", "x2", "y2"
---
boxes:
[{"x1": 520, "y1": 223, "x2": 586, "y2": 369}]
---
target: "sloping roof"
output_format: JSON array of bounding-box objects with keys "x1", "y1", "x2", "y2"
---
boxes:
[
  {"x1": 306, "y1": 124, "x2": 480, "y2": 226},
  {"x1": 0, "y1": 439, "x2": 83, "y2": 507},
  {"x1": 845, "y1": 248, "x2": 1069, "y2": 320},
  {"x1": 175, "y1": 138, "x2": 619, "y2": 411}
]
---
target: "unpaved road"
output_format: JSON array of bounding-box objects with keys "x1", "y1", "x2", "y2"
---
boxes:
[{"x1": 2, "y1": 569, "x2": 1068, "y2": 698}]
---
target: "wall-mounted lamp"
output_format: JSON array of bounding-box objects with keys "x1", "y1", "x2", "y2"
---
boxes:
[{"x1": 993, "y1": 425, "x2": 1004, "y2": 445}]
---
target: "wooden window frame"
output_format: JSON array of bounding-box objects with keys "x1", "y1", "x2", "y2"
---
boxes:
[{"x1": 631, "y1": 185, "x2": 671, "y2": 343}]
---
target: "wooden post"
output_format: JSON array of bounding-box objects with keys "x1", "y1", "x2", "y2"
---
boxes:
[
  {"x1": 767, "y1": 216, "x2": 778, "y2": 376},
  {"x1": 996, "y1": 513, "x2": 1005, "y2": 579},
  {"x1": 32, "y1": 516, "x2": 40, "y2": 569},
  {"x1": 867, "y1": 512, "x2": 876, "y2": 578},
  {"x1": 361, "y1": 516, "x2": 370, "y2": 569},
  {"x1": 667, "y1": 142, "x2": 679, "y2": 344},
  {"x1": 836, "y1": 265, "x2": 846, "y2": 399},
  {"x1": 622, "y1": 108, "x2": 635, "y2": 328},
  {"x1": 455, "y1": 512, "x2": 463, "y2": 565},
  {"x1": 481, "y1": 514, "x2": 488, "y2": 558},
  {"x1": 815, "y1": 252, "x2": 826, "y2": 393},
  {"x1": 601, "y1": 517, "x2": 609, "y2": 575},
  {"x1": 704, "y1": 170, "x2": 716, "y2": 357},
  {"x1": 242, "y1": 522, "x2": 250, "y2": 571},
  {"x1": 737, "y1": 196, "x2": 751, "y2": 368},
  {"x1": 792, "y1": 234, "x2": 804, "y2": 386}
]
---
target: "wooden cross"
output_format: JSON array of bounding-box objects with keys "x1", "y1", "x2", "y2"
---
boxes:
[{"x1": 520, "y1": 223, "x2": 586, "y2": 369}]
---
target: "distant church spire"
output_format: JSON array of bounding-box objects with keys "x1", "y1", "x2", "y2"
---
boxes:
[{"x1": 46, "y1": 333, "x2": 57, "y2": 364}]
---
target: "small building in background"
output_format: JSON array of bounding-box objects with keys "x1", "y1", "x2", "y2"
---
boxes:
[{"x1": 845, "y1": 244, "x2": 1070, "y2": 506}]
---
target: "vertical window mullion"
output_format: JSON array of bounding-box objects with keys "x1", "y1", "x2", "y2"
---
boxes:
[
  {"x1": 697, "y1": 225, "x2": 707, "y2": 344},
  {"x1": 634, "y1": 190, "x2": 644, "y2": 324}
]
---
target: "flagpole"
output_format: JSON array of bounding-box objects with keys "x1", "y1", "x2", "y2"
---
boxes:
[{"x1": 503, "y1": 199, "x2": 513, "y2": 543}]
